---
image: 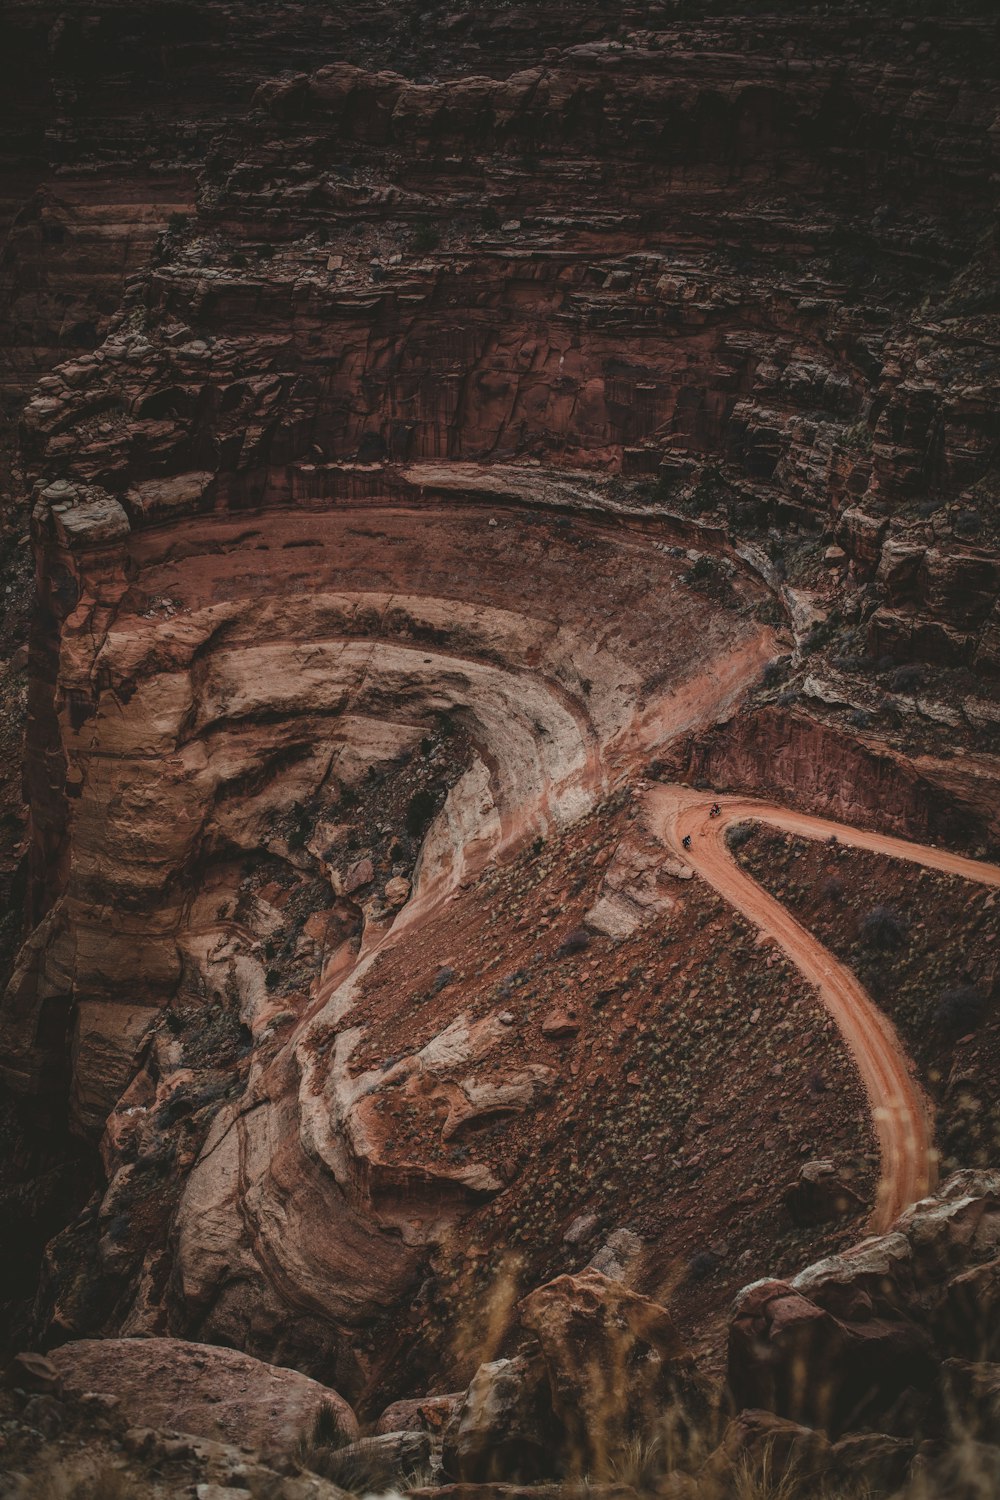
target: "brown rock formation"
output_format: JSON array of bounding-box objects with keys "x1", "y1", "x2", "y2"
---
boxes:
[
  {"x1": 445, "y1": 1268, "x2": 708, "y2": 1482},
  {"x1": 519, "y1": 1269, "x2": 707, "y2": 1477},
  {"x1": 1, "y1": 0, "x2": 999, "y2": 1446},
  {"x1": 48, "y1": 1336, "x2": 357, "y2": 1451},
  {"x1": 727, "y1": 1170, "x2": 1000, "y2": 1436}
]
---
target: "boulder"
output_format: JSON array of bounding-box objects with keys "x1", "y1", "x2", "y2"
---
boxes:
[
  {"x1": 4, "y1": 1351, "x2": 63, "y2": 1395},
  {"x1": 836, "y1": 506, "x2": 888, "y2": 574},
  {"x1": 374, "y1": 1392, "x2": 463, "y2": 1435},
  {"x1": 341, "y1": 856, "x2": 374, "y2": 895},
  {"x1": 727, "y1": 1278, "x2": 937, "y2": 1435},
  {"x1": 48, "y1": 1338, "x2": 357, "y2": 1453},
  {"x1": 314, "y1": 1431, "x2": 432, "y2": 1490},
  {"x1": 702, "y1": 1409, "x2": 832, "y2": 1492},
  {"x1": 441, "y1": 1354, "x2": 553, "y2": 1483},
  {"x1": 383, "y1": 875, "x2": 410, "y2": 908},
  {"x1": 540, "y1": 1007, "x2": 581, "y2": 1039},
  {"x1": 587, "y1": 1227, "x2": 644, "y2": 1281},
  {"x1": 783, "y1": 1160, "x2": 865, "y2": 1227},
  {"x1": 519, "y1": 1268, "x2": 709, "y2": 1478},
  {"x1": 830, "y1": 1431, "x2": 915, "y2": 1492}
]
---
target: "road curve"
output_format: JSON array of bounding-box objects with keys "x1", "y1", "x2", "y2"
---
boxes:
[{"x1": 646, "y1": 786, "x2": 1000, "y2": 1230}]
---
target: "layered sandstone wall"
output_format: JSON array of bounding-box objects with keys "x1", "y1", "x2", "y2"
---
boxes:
[{"x1": 1, "y1": 0, "x2": 998, "y2": 1403}]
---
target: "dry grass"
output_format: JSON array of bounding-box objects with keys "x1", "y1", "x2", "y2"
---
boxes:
[{"x1": 21, "y1": 1463, "x2": 138, "y2": 1500}]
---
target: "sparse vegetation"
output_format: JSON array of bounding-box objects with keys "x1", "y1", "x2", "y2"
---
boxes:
[
  {"x1": 887, "y1": 664, "x2": 924, "y2": 695},
  {"x1": 841, "y1": 419, "x2": 873, "y2": 455},
  {"x1": 859, "y1": 905, "x2": 907, "y2": 951},
  {"x1": 556, "y1": 926, "x2": 590, "y2": 956},
  {"x1": 726, "y1": 820, "x2": 754, "y2": 851},
  {"x1": 412, "y1": 219, "x2": 441, "y2": 253},
  {"x1": 936, "y1": 983, "x2": 986, "y2": 1034},
  {"x1": 295, "y1": 1401, "x2": 351, "y2": 1468}
]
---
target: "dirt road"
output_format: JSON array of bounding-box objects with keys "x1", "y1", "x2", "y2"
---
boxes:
[{"x1": 647, "y1": 786, "x2": 1000, "y2": 1230}]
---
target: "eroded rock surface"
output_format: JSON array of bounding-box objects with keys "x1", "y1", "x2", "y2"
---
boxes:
[
  {"x1": 48, "y1": 1337, "x2": 357, "y2": 1451},
  {"x1": 1, "y1": 0, "x2": 999, "y2": 1451},
  {"x1": 728, "y1": 1170, "x2": 1000, "y2": 1435}
]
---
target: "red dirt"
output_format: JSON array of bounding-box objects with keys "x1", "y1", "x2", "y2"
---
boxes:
[{"x1": 648, "y1": 787, "x2": 1000, "y2": 1229}]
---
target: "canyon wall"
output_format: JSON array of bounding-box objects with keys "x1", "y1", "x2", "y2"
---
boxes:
[{"x1": 0, "y1": 0, "x2": 998, "y2": 1406}]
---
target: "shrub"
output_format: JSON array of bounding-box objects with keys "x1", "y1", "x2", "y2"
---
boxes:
[
  {"x1": 406, "y1": 788, "x2": 437, "y2": 836},
  {"x1": 686, "y1": 554, "x2": 718, "y2": 583},
  {"x1": 556, "y1": 927, "x2": 590, "y2": 957},
  {"x1": 412, "y1": 220, "x2": 441, "y2": 252},
  {"x1": 760, "y1": 658, "x2": 786, "y2": 688},
  {"x1": 296, "y1": 1402, "x2": 354, "y2": 1478},
  {"x1": 311, "y1": 1402, "x2": 350, "y2": 1451},
  {"x1": 888, "y1": 664, "x2": 924, "y2": 694},
  {"x1": 686, "y1": 1248, "x2": 719, "y2": 1282},
  {"x1": 822, "y1": 876, "x2": 844, "y2": 903},
  {"x1": 859, "y1": 905, "x2": 907, "y2": 951},
  {"x1": 726, "y1": 821, "x2": 754, "y2": 852},
  {"x1": 953, "y1": 508, "x2": 982, "y2": 538},
  {"x1": 935, "y1": 984, "x2": 987, "y2": 1033},
  {"x1": 842, "y1": 419, "x2": 873, "y2": 454},
  {"x1": 431, "y1": 965, "x2": 455, "y2": 994}
]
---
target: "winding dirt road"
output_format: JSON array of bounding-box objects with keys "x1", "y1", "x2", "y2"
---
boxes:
[{"x1": 647, "y1": 786, "x2": 1000, "y2": 1230}]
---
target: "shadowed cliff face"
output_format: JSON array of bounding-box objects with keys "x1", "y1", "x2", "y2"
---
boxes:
[
  {"x1": 7, "y1": 475, "x2": 773, "y2": 1112},
  {"x1": 0, "y1": 0, "x2": 998, "y2": 1408}
]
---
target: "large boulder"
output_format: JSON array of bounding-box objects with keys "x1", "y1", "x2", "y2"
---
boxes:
[
  {"x1": 783, "y1": 1160, "x2": 865, "y2": 1227},
  {"x1": 444, "y1": 1270, "x2": 711, "y2": 1483},
  {"x1": 728, "y1": 1172, "x2": 1000, "y2": 1437},
  {"x1": 727, "y1": 1277, "x2": 936, "y2": 1436},
  {"x1": 374, "y1": 1391, "x2": 463, "y2": 1436},
  {"x1": 441, "y1": 1353, "x2": 553, "y2": 1483},
  {"x1": 518, "y1": 1268, "x2": 709, "y2": 1479},
  {"x1": 701, "y1": 1409, "x2": 832, "y2": 1494},
  {"x1": 48, "y1": 1337, "x2": 357, "y2": 1453}
]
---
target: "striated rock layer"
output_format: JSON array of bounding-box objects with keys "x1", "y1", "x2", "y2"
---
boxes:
[{"x1": 1, "y1": 0, "x2": 999, "y2": 1420}]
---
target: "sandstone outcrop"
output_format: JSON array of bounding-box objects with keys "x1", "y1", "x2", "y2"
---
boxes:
[
  {"x1": 728, "y1": 1171, "x2": 1000, "y2": 1436},
  {"x1": 445, "y1": 1269, "x2": 708, "y2": 1482}
]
